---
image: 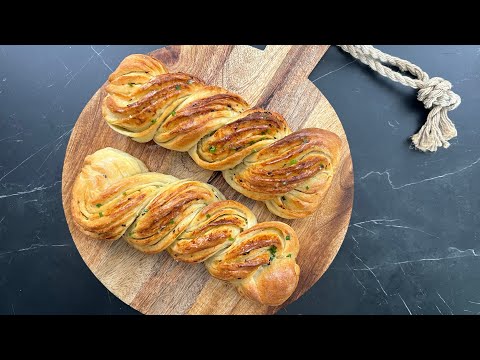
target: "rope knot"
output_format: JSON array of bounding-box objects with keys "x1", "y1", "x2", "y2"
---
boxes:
[
  {"x1": 417, "y1": 77, "x2": 461, "y2": 111},
  {"x1": 411, "y1": 76, "x2": 461, "y2": 152}
]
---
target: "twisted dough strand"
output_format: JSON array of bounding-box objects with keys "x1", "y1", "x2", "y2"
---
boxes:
[
  {"x1": 102, "y1": 54, "x2": 342, "y2": 219},
  {"x1": 72, "y1": 148, "x2": 300, "y2": 306}
]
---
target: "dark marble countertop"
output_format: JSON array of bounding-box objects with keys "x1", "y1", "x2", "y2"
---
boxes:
[{"x1": 1, "y1": 45, "x2": 479, "y2": 315}]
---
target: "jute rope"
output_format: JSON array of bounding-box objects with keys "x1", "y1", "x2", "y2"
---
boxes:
[{"x1": 338, "y1": 45, "x2": 461, "y2": 152}]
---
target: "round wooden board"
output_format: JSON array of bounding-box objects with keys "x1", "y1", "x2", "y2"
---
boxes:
[{"x1": 61, "y1": 45, "x2": 354, "y2": 315}]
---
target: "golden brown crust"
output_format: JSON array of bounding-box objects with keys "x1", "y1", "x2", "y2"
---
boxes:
[
  {"x1": 102, "y1": 54, "x2": 342, "y2": 219},
  {"x1": 189, "y1": 108, "x2": 291, "y2": 170},
  {"x1": 126, "y1": 180, "x2": 225, "y2": 254},
  {"x1": 206, "y1": 221, "x2": 300, "y2": 306},
  {"x1": 229, "y1": 128, "x2": 342, "y2": 218},
  {"x1": 168, "y1": 200, "x2": 256, "y2": 262},
  {"x1": 71, "y1": 148, "x2": 300, "y2": 306},
  {"x1": 71, "y1": 147, "x2": 177, "y2": 240}
]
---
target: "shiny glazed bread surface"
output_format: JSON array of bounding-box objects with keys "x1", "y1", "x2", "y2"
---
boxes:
[
  {"x1": 71, "y1": 147, "x2": 300, "y2": 306},
  {"x1": 102, "y1": 54, "x2": 342, "y2": 219}
]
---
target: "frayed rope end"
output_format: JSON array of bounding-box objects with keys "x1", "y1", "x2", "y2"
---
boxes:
[
  {"x1": 411, "y1": 77, "x2": 461, "y2": 152},
  {"x1": 411, "y1": 106, "x2": 458, "y2": 152}
]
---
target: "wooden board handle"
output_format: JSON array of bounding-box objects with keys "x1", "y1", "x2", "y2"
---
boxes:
[{"x1": 262, "y1": 45, "x2": 330, "y2": 79}]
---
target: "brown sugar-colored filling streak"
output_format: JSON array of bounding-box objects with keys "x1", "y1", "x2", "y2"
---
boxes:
[
  {"x1": 102, "y1": 54, "x2": 342, "y2": 219},
  {"x1": 71, "y1": 147, "x2": 300, "y2": 306}
]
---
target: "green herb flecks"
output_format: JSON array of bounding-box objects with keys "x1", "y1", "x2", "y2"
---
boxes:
[
  {"x1": 228, "y1": 237, "x2": 235, "y2": 242},
  {"x1": 96, "y1": 203, "x2": 102, "y2": 208},
  {"x1": 169, "y1": 219, "x2": 175, "y2": 225},
  {"x1": 123, "y1": 192, "x2": 127, "y2": 196},
  {"x1": 209, "y1": 146, "x2": 216, "y2": 153},
  {"x1": 99, "y1": 212, "x2": 104, "y2": 217},
  {"x1": 171, "y1": 110, "x2": 176, "y2": 117},
  {"x1": 286, "y1": 254, "x2": 292, "y2": 258},
  {"x1": 268, "y1": 245, "x2": 277, "y2": 262},
  {"x1": 175, "y1": 85, "x2": 181, "y2": 90},
  {"x1": 289, "y1": 159, "x2": 298, "y2": 165},
  {"x1": 306, "y1": 186, "x2": 309, "y2": 190},
  {"x1": 151, "y1": 119, "x2": 157, "y2": 124},
  {"x1": 286, "y1": 235, "x2": 291, "y2": 240},
  {"x1": 206, "y1": 214, "x2": 211, "y2": 219}
]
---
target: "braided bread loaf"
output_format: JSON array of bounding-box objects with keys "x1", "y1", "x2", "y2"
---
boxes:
[
  {"x1": 102, "y1": 54, "x2": 342, "y2": 219},
  {"x1": 71, "y1": 148, "x2": 300, "y2": 306}
]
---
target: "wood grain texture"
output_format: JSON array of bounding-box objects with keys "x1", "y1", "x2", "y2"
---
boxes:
[{"x1": 61, "y1": 45, "x2": 354, "y2": 315}]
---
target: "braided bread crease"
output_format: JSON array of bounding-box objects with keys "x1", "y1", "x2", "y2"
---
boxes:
[
  {"x1": 71, "y1": 147, "x2": 300, "y2": 306},
  {"x1": 102, "y1": 54, "x2": 342, "y2": 219}
]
